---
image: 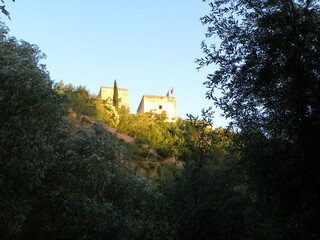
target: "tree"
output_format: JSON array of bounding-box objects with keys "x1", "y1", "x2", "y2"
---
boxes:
[
  {"x1": 56, "y1": 82, "x2": 97, "y2": 116},
  {"x1": 0, "y1": 22, "x2": 65, "y2": 238},
  {"x1": 113, "y1": 79, "x2": 119, "y2": 110},
  {"x1": 0, "y1": 0, "x2": 15, "y2": 19},
  {"x1": 95, "y1": 98, "x2": 120, "y2": 127},
  {"x1": 160, "y1": 114, "x2": 247, "y2": 240},
  {"x1": 198, "y1": 0, "x2": 320, "y2": 238}
]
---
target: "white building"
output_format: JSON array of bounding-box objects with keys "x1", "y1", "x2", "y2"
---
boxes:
[{"x1": 137, "y1": 91, "x2": 177, "y2": 122}]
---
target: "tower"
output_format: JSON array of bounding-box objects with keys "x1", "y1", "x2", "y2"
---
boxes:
[
  {"x1": 99, "y1": 86, "x2": 130, "y2": 110},
  {"x1": 137, "y1": 90, "x2": 177, "y2": 122}
]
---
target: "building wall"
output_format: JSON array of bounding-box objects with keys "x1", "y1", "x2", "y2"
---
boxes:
[
  {"x1": 99, "y1": 86, "x2": 130, "y2": 109},
  {"x1": 137, "y1": 95, "x2": 177, "y2": 122}
]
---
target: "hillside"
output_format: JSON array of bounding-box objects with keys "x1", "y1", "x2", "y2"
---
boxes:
[{"x1": 67, "y1": 109, "x2": 182, "y2": 179}]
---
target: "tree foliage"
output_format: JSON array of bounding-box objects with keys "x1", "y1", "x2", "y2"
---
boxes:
[
  {"x1": 160, "y1": 115, "x2": 247, "y2": 240},
  {"x1": 198, "y1": 0, "x2": 320, "y2": 238},
  {"x1": 118, "y1": 112, "x2": 172, "y2": 154},
  {"x1": 95, "y1": 98, "x2": 120, "y2": 127},
  {"x1": 113, "y1": 79, "x2": 119, "y2": 110},
  {"x1": 198, "y1": 0, "x2": 320, "y2": 137},
  {"x1": 0, "y1": 0, "x2": 15, "y2": 19},
  {"x1": 0, "y1": 22, "x2": 65, "y2": 238},
  {"x1": 56, "y1": 82, "x2": 97, "y2": 116},
  {"x1": 56, "y1": 82, "x2": 122, "y2": 127}
]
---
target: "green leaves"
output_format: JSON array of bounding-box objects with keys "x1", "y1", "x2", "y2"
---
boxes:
[
  {"x1": 0, "y1": 22, "x2": 65, "y2": 239},
  {"x1": 56, "y1": 82, "x2": 97, "y2": 116},
  {"x1": 113, "y1": 79, "x2": 119, "y2": 110},
  {"x1": 198, "y1": 1, "x2": 320, "y2": 238},
  {"x1": 95, "y1": 98, "x2": 119, "y2": 127}
]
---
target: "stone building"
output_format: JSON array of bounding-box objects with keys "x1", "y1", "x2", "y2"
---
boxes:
[
  {"x1": 99, "y1": 86, "x2": 130, "y2": 110},
  {"x1": 137, "y1": 91, "x2": 177, "y2": 122}
]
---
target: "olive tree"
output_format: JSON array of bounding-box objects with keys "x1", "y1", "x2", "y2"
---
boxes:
[{"x1": 198, "y1": 0, "x2": 320, "y2": 238}]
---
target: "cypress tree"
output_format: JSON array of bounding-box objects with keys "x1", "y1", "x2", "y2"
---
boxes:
[{"x1": 113, "y1": 79, "x2": 119, "y2": 110}]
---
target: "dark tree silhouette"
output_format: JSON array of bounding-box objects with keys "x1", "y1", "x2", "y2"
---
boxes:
[
  {"x1": 197, "y1": 0, "x2": 320, "y2": 238},
  {"x1": 0, "y1": 0, "x2": 15, "y2": 19}
]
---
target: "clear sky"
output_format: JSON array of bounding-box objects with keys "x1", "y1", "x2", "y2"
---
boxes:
[{"x1": 1, "y1": 0, "x2": 228, "y2": 127}]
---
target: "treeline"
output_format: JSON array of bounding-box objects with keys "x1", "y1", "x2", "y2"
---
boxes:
[{"x1": 55, "y1": 81, "x2": 205, "y2": 159}]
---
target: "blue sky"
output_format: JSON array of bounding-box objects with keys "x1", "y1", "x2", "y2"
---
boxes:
[{"x1": 2, "y1": 0, "x2": 228, "y2": 127}]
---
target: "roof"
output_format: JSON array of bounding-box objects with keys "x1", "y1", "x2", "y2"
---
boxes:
[{"x1": 142, "y1": 94, "x2": 176, "y2": 99}]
